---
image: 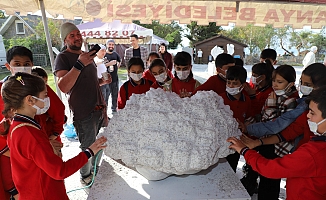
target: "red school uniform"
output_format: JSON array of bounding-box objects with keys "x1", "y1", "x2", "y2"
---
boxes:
[
  {"x1": 0, "y1": 81, "x2": 15, "y2": 199},
  {"x1": 118, "y1": 78, "x2": 152, "y2": 109},
  {"x1": 244, "y1": 138, "x2": 326, "y2": 200},
  {"x1": 8, "y1": 114, "x2": 89, "y2": 200},
  {"x1": 219, "y1": 92, "x2": 253, "y2": 123},
  {"x1": 168, "y1": 77, "x2": 201, "y2": 95},
  {"x1": 249, "y1": 84, "x2": 273, "y2": 116},
  {"x1": 279, "y1": 110, "x2": 313, "y2": 150},
  {"x1": 192, "y1": 74, "x2": 226, "y2": 95},
  {"x1": 142, "y1": 69, "x2": 174, "y2": 83}
]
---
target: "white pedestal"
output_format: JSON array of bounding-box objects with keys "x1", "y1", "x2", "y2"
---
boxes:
[{"x1": 87, "y1": 156, "x2": 250, "y2": 200}]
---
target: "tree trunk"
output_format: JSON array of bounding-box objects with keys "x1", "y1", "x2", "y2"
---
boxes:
[{"x1": 280, "y1": 38, "x2": 294, "y2": 56}]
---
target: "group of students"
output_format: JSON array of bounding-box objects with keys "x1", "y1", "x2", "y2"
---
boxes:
[
  {"x1": 123, "y1": 48, "x2": 326, "y2": 200},
  {"x1": 1, "y1": 43, "x2": 326, "y2": 200}
]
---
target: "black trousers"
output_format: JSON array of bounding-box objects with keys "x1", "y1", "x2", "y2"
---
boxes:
[{"x1": 257, "y1": 144, "x2": 281, "y2": 200}]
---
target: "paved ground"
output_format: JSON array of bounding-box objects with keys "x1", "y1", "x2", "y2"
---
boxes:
[{"x1": 61, "y1": 64, "x2": 291, "y2": 200}]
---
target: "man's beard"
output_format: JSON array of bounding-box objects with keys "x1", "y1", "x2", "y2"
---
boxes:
[
  {"x1": 68, "y1": 44, "x2": 81, "y2": 51},
  {"x1": 108, "y1": 48, "x2": 114, "y2": 52}
]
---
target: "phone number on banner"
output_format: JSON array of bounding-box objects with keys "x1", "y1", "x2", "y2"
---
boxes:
[{"x1": 81, "y1": 30, "x2": 136, "y2": 38}]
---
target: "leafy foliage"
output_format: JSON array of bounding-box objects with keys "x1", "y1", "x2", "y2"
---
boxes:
[
  {"x1": 133, "y1": 20, "x2": 183, "y2": 49},
  {"x1": 221, "y1": 24, "x2": 276, "y2": 56},
  {"x1": 185, "y1": 22, "x2": 222, "y2": 47}
]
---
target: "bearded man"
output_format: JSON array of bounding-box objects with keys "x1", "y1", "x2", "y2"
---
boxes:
[
  {"x1": 104, "y1": 39, "x2": 121, "y2": 113},
  {"x1": 54, "y1": 22, "x2": 111, "y2": 185}
]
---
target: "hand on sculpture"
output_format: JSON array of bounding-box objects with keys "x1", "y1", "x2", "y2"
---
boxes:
[
  {"x1": 227, "y1": 136, "x2": 247, "y2": 153},
  {"x1": 240, "y1": 134, "x2": 260, "y2": 149},
  {"x1": 89, "y1": 136, "x2": 108, "y2": 155},
  {"x1": 78, "y1": 51, "x2": 96, "y2": 66},
  {"x1": 243, "y1": 83, "x2": 256, "y2": 96},
  {"x1": 236, "y1": 118, "x2": 247, "y2": 133}
]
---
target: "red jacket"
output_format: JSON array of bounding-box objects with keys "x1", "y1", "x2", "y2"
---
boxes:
[
  {"x1": 192, "y1": 75, "x2": 226, "y2": 95},
  {"x1": 280, "y1": 110, "x2": 313, "y2": 149},
  {"x1": 118, "y1": 78, "x2": 152, "y2": 109},
  {"x1": 220, "y1": 92, "x2": 253, "y2": 123},
  {"x1": 244, "y1": 138, "x2": 326, "y2": 200},
  {"x1": 142, "y1": 69, "x2": 174, "y2": 83},
  {"x1": 0, "y1": 82, "x2": 65, "y2": 199},
  {"x1": 0, "y1": 82, "x2": 13, "y2": 199},
  {"x1": 249, "y1": 85, "x2": 273, "y2": 116},
  {"x1": 8, "y1": 115, "x2": 89, "y2": 200}
]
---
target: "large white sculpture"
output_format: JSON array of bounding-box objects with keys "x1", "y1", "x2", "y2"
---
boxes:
[{"x1": 102, "y1": 89, "x2": 241, "y2": 180}]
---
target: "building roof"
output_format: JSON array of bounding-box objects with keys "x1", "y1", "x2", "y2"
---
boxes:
[{"x1": 194, "y1": 35, "x2": 248, "y2": 47}]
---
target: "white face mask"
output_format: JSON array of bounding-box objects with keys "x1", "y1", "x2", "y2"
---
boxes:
[
  {"x1": 300, "y1": 85, "x2": 313, "y2": 96},
  {"x1": 251, "y1": 75, "x2": 261, "y2": 86},
  {"x1": 219, "y1": 69, "x2": 227, "y2": 79},
  {"x1": 32, "y1": 96, "x2": 50, "y2": 115},
  {"x1": 307, "y1": 118, "x2": 326, "y2": 136},
  {"x1": 226, "y1": 85, "x2": 243, "y2": 95},
  {"x1": 129, "y1": 72, "x2": 142, "y2": 82},
  {"x1": 10, "y1": 66, "x2": 32, "y2": 74},
  {"x1": 154, "y1": 71, "x2": 167, "y2": 83},
  {"x1": 273, "y1": 83, "x2": 291, "y2": 96},
  {"x1": 176, "y1": 70, "x2": 190, "y2": 80}
]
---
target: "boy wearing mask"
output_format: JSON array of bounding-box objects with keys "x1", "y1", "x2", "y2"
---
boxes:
[
  {"x1": 192, "y1": 53, "x2": 235, "y2": 95},
  {"x1": 219, "y1": 65, "x2": 254, "y2": 172}
]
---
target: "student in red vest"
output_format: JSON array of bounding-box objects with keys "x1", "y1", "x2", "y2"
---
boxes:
[
  {"x1": 142, "y1": 52, "x2": 160, "y2": 83},
  {"x1": 192, "y1": 53, "x2": 235, "y2": 95},
  {"x1": 219, "y1": 65, "x2": 254, "y2": 172},
  {"x1": 143, "y1": 52, "x2": 173, "y2": 84},
  {"x1": 118, "y1": 57, "x2": 152, "y2": 109},
  {"x1": 3, "y1": 72, "x2": 107, "y2": 200},
  {"x1": 164, "y1": 51, "x2": 201, "y2": 98},
  {"x1": 249, "y1": 49, "x2": 277, "y2": 89},
  {"x1": 244, "y1": 60, "x2": 274, "y2": 119},
  {"x1": 228, "y1": 86, "x2": 326, "y2": 200},
  {"x1": 149, "y1": 58, "x2": 174, "y2": 89}
]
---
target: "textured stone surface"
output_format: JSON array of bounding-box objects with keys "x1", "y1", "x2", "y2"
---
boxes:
[{"x1": 102, "y1": 88, "x2": 241, "y2": 180}]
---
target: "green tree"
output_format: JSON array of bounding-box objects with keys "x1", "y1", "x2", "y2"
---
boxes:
[
  {"x1": 133, "y1": 20, "x2": 183, "y2": 49},
  {"x1": 289, "y1": 29, "x2": 312, "y2": 55},
  {"x1": 221, "y1": 24, "x2": 276, "y2": 56},
  {"x1": 185, "y1": 22, "x2": 222, "y2": 47},
  {"x1": 34, "y1": 18, "x2": 62, "y2": 49}
]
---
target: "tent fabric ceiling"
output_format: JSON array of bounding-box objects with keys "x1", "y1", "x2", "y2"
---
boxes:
[{"x1": 1, "y1": 0, "x2": 326, "y2": 28}]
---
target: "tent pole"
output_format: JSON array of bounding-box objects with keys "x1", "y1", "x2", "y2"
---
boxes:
[{"x1": 39, "y1": 0, "x2": 62, "y2": 99}]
